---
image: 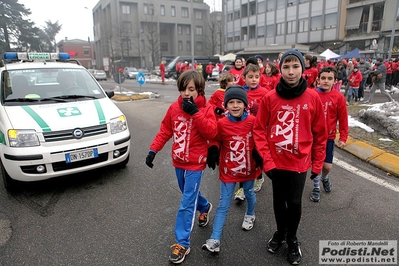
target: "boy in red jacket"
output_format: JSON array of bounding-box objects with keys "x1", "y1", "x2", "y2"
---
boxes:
[
  {"x1": 347, "y1": 65, "x2": 363, "y2": 105},
  {"x1": 310, "y1": 66, "x2": 349, "y2": 202},
  {"x1": 253, "y1": 49, "x2": 327, "y2": 265},
  {"x1": 145, "y1": 70, "x2": 217, "y2": 264},
  {"x1": 208, "y1": 72, "x2": 235, "y2": 120},
  {"x1": 202, "y1": 85, "x2": 261, "y2": 253}
]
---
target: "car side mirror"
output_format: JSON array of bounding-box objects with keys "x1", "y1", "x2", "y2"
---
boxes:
[{"x1": 105, "y1": 90, "x2": 114, "y2": 98}]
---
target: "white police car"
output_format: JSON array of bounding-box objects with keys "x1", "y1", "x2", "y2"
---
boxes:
[{"x1": 0, "y1": 52, "x2": 131, "y2": 191}]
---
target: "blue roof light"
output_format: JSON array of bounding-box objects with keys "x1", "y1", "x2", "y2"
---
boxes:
[
  {"x1": 59, "y1": 53, "x2": 70, "y2": 60},
  {"x1": 4, "y1": 52, "x2": 18, "y2": 60}
]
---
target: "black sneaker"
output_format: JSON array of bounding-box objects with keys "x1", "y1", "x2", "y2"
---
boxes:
[
  {"x1": 266, "y1": 231, "x2": 285, "y2": 253},
  {"x1": 169, "y1": 244, "x2": 190, "y2": 264},
  {"x1": 287, "y1": 238, "x2": 302, "y2": 265},
  {"x1": 198, "y1": 202, "x2": 213, "y2": 227},
  {"x1": 322, "y1": 177, "x2": 332, "y2": 193}
]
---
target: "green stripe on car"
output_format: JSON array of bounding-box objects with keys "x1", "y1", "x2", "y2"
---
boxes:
[
  {"x1": 94, "y1": 99, "x2": 106, "y2": 125},
  {"x1": 22, "y1": 106, "x2": 51, "y2": 132}
]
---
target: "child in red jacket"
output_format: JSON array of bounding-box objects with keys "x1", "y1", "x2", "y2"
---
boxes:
[
  {"x1": 347, "y1": 65, "x2": 363, "y2": 105},
  {"x1": 253, "y1": 49, "x2": 327, "y2": 265},
  {"x1": 202, "y1": 85, "x2": 261, "y2": 253},
  {"x1": 145, "y1": 70, "x2": 217, "y2": 264},
  {"x1": 208, "y1": 72, "x2": 235, "y2": 120}
]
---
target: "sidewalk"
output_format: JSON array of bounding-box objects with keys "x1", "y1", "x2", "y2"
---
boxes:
[{"x1": 339, "y1": 105, "x2": 399, "y2": 178}]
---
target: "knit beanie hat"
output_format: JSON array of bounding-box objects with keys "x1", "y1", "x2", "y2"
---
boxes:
[
  {"x1": 224, "y1": 85, "x2": 248, "y2": 107},
  {"x1": 255, "y1": 55, "x2": 264, "y2": 62},
  {"x1": 246, "y1": 57, "x2": 258, "y2": 66},
  {"x1": 279, "y1": 49, "x2": 305, "y2": 73}
]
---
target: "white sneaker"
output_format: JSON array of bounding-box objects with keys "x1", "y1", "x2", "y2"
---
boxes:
[
  {"x1": 242, "y1": 214, "x2": 255, "y2": 230},
  {"x1": 234, "y1": 188, "x2": 245, "y2": 201},
  {"x1": 254, "y1": 176, "x2": 264, "y2": 192},
  {"x1": 360, "y1": 97, "x2": 364, "y2": 101},
  {"x1": 202, "y1": 239, "x2": 220, "y2": 252}
]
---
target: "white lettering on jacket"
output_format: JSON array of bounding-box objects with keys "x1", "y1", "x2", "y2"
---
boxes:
[
  {"x1": 271, "y1": 105, "x2": 295, "y2": 153},
  {"x1": 173, "y1": 117, "x2": 190, "y2": 162},
  {"x1": 224, "y1": 133, "x2": 252, "y2": 176}
]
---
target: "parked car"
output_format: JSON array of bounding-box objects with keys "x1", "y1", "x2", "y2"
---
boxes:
[
  {"x1": 208, "y1": 67, "x2": 220, "y2": 81},
  {"x1": 151, "y1": 66, "x2": 160, "y2": 76},
  {"x1": 124, "y1": 67, "x2": 139, "y2": 79},
  {"x1": 0, "y1": 51, "x2": 131, "y2": 192},
  {"x1": 138, "y1": 69, "x2": 151, "y2": 76},
  {"x1": 88, "y1": 69, "x2": 107, "y2": 81}
]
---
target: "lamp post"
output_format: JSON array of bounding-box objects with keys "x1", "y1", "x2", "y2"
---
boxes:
[
  {"x1": 84, "y1": 6, "x2": 94, "y2": 69},
  {"x1": 191, "y1": 0, "x2": 195, "y2": 67}
]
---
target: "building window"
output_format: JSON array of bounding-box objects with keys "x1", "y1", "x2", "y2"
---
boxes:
[
  {"x1": 84, "y1": 48, "x2": 90, "y2": 55},
  {"x1": 234, "y1": 10, "x2": 240, "y2": 20},
  {"x1": 227, "y1": 32, "x2": 233, "y2": 42},
  {"x1": 276, "y1": 22, "x2": 285, "y2": 35},
  {"x1": 227, "y1": 12, "x2": 233, "y2": 22},
  {"x1": 311, "y1": 15, "x2": 322, "y2": 31},
  {"x1": 257, "y1": 26, "x2": 265, "y2": 38},
  {"x1": 324, "y1": 13, "x2": 337, "y2": 29},
  {"x1": 195, "y1": 11, "x2": 203, "y2": 19},
  {"x1": 171, "y1": 6, "x2": 176, "y2": 17},
  {"x1": 144, "y1": 4, "x2": 148, "y2": 15},
  {"x1": 182, "y1": 7, "x2": 189, "y2": 18},
  {"x1": 241, "y1": 3, "x2": 248, "y2": 18},
  {"x1": 187, "y1": 41, "x2": 191, "y2": 51},
  {"x1": 249, "y1": 1, "x2": 256, "y2": 16},
  {"x1": 161, "y1": 5, "x2": 165, "y2": 16},
  {"x1": 298, "y1": 19, "x2": 308, "y2": 32},
  {"x1": 249, "y1": 25, "x2": 256, "y2": 39},
  {"x1": 122, "y1": 5, "x2": 130, "y2": 14},
  {"x1": 196, "y1": 41, "x2": 203, "y2": 51},
  {"x1": 234, "y1": 31, "x2": 240, "y2": 41},
  {"x1": 178, "y1": 25, "x2": 182, "y2": 35},
  {"x1": 196, "y1": 26, "x2": 203, "y2": 36},
  {"x1": 266, "y1": 24, "x2": 274, "y2": 37},
  {"x1": 178, "y1": 41, "x2": 183, "y2": 51},
  {"x1": 141, "y1": 40, "x2": 145, "y2": 51},
  {"x1": 277, "y1": 0, "x2": 285, "y2": 9},
  {"x1": 287, "y1": 20, "x2": 297, "y2": 34},
  {"x1": 148, "y1": 4, "x2": 154, "y2": 15},
  {"x1": 287, "y1": 0, "x2": 298, "y2": 6},
  {"x1": 267, "y1": 0, "x2": 276, "y2": 12},
  {"x1": 161, "y1": 43, "x2": 168, "y2": 51},
  {"x1": 122, "y1": 21, "x2": 132, "y2": 33},
  {"x1": 186, "y1": 26, "x2": 190, "y2": 35},
  {"x1": 258, "y1": 1, "x2": 266, "y2": 14}
]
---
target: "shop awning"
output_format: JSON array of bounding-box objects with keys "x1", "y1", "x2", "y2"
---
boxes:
[{"x1": 345, "y1": 7, "x2": 364, "y2": 30}]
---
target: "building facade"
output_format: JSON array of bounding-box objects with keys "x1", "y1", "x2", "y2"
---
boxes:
[
  {"x1": 57, "y1": 38, "x2": 95, "y2": 69},
  {"x1": 224, "y1": 0, "x2": 399, "y2": 60},
  {"x1": 91, "y1": 0, "x2": 215, "y2": 73}
]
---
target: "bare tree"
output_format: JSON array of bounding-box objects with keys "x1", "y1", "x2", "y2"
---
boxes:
[{"x1": 206, "y1": 13, "x2": 222, "y2": 55}]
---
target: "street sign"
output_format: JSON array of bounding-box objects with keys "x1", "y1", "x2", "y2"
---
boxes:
[
  {"x1": 137, "y1": 72, "x2": 146, "y2": 86},
  {"x1": 113, "y1": 73, "x2": 125, "y2": 84}
]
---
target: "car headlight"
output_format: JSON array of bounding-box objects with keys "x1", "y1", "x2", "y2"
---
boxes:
[
  {"x1": 8, "y1": 129, "x2": 40, "y2": 147},
  {"x1": 110, "y1": 115, "x2": 128, "y2": 134}
]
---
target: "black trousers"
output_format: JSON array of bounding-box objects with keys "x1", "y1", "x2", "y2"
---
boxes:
[{"x1": 271, "y1": 170, "x2": 307, "y2": 241}]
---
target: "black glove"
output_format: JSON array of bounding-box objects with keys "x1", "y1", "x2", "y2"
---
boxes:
[
  {"x1": 266, "y1": 168, "x2": 277, "y2": 180},
  {"x1": 249, "y1": 104, "x2": 259, "y2": 116},
  {"x1": 207, "y1": 146, "x2": 220, "y2": 170},
  {"x1": 215, "y1": 107, "x2": 224, "y2": 115},
  {"x1": 310, "y1": 172, "x2": 319, "y2": 180},
  {"x1": 252, "y1": 149, "x2": 263, "y2": 168},
  {"x1": 145, "y1": 151, "x2": 156, "y2": 168},
  {"x1": 182, "y1": 96, "x2": 199, "y2": 115}
]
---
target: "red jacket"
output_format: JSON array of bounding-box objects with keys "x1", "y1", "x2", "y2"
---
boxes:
[
  {"x1": 253, "y1": 88, "x2": 327, "y2": 173},
  {"x1": 348, "y1": 70, "x2": 362, "y2": 88},
  {"x1": 245, "y1": 85, "x2": 270, "y2": 117},
  {"x1": 229, "y1": 67, "x2": 244, "y2": 82},
  {"x1": 208, "y1": 88, "x2": 226, "y2": 120},
  {"x1": 316, "y1": 88, "x2": 349, "y2": 141},
  {"x1": 214, "y1": 114, "x2": 261, "y2": 183},
  {"x1": 149, "y1": 95, "x2": 217, "y2": 171},
  {"x1": 206, "y1": 64, "x2": 215, "y2": 74},
  {"x1": 303, "y1": 67, "x2": 319, "y2": 89},
  {"x1": 262, "y1": 74, "x2": 278, "y2": 90},
  {"x1": 159, "y1": 63, "x2": 165, "y2": 73},
  {"x1": 385, "y1": 62, "x2": 393, "y2": 74}
]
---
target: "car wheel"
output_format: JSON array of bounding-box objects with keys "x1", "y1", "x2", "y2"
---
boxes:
[{"x1": 1, "y1": 159, "x2": 18, "y2": 193}]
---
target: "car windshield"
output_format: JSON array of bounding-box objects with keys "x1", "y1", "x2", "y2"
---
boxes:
[
  {"x1": 2, "y1": 68, "x2": 107, "y2": 105},
  {"x1": 128, "y1": 68, "x2": 137, "y2": 71}
]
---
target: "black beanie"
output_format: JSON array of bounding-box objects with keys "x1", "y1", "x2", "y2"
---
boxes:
[
  {"x1": 246, "y1": 57, "x2": 258, "y2": 66},
  {"x1": 224, "y1": 85, "x2": 248, "y2": 107},
  {"x1": 279, "y1": 49, "x2": 305, "y2": 73}
]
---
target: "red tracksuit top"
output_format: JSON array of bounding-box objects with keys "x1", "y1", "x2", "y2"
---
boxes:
[
  {"x1": 348, "y1": 70, "x2": 362, "y2": 88},
  {"x1": 208, "y1": 88, "x2": 226, "y2": 120},
  {"x1": 253, "y1": 88, "x2": 327, "y2": 174},
  {"x1": 316, "y1": 88, "x2": 349, "y2": 142},
  {"x1": 149, "y1": 95, "x2": 217, "y2": 171},
  {"x1": 245, "y1": 85, "x2": 270, "y2": 117},
  {"x1": 303, "y1": 67, "x2": 319, "y2": 89},
  {"x1": 215, "y1": 115, "x2": 261, "y2": 183},
  {"x1": 229, "y1": 67, "x2": 244, "y2": 82}
]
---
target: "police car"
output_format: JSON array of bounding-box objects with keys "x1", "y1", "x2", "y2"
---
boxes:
[{"x1": 0, "y1": 52, "x2": 131, "y2": 191}]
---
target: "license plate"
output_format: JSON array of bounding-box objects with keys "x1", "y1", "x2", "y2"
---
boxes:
[{"x1": 65, "y1": 148, "x2": 98, "y2": 163}]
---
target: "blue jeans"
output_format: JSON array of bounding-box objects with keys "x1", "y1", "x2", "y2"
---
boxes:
[
  {"x1": 347, "y1": 87, "x2": 359, "y2": 102},
  {"x1": 175, "y1": 168, "x2": 209, "y2": 248},
  {"x1": 210, "y1": 180, "x2": 256, "y2": 240}
]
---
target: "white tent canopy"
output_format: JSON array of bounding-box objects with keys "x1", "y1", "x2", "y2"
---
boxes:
[
  {"x1": 219, "y1": 53, "x2": 236, "y2": 62},
  {"x1": 319, "y1": 49, "x2": 340, "y2": 60}
]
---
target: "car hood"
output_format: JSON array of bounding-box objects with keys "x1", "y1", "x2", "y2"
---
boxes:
[{"x1": 4, "y1": 99, "x2": 122, "y2": 133}]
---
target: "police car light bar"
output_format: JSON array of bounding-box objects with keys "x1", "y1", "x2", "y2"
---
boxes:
[{"x1": 3, "y1": 52, "x2": 70, "y2": 61}]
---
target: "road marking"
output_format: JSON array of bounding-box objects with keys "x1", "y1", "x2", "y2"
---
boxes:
[{"x1": 334, "y1": 158, "x2": 399, "y2": 192}]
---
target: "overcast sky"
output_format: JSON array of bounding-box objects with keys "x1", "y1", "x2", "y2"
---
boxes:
[{"x1": 18, "y1": 0, "x2": 222, "y2": 43}]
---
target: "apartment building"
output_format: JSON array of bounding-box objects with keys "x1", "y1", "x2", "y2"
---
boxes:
[
  {"x1": 91, "y1": 0, "x2": 213, "y2": 72},
  {"x1": 224, "y1": 0, "x2": 399, "y2": 60}
]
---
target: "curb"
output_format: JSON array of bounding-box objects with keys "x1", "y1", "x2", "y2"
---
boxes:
[
  {"x1": 111, "y1": 94, "x2": 150, "y2": 101},
  {"x1": 337, "y1": 136, "x2": 399, "y2": 177}
]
